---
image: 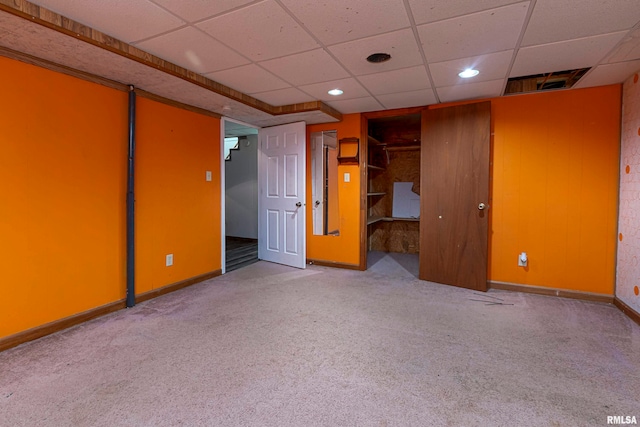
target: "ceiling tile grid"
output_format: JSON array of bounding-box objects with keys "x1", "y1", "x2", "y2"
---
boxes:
[
  {"x1": 357, "y1": 66, "x2": 431, "y2": 95},
  {"x1": 298, "y1": 78, "x2": 371, "y2": 102},
  {"x1": 258, "y1": 49, "x2": 350, "y2": 86},
  {"x1": 328, "y1": 28, "x2": 424, "y2": 76},
  {"x1": 7, "y1": 0, "x2": 640, "y2": 122},
  {"x1": 377, "y1": 89, "x2": 438, "y2": 110},
  {"x1": 248, "y1": 87, "x2": 316, "y2": 105},
  {"x1": 30, "y1": 0, "x2": 185, "y2": 43},
  {"x1": 429, "y1": 50, "x2": 513, "y2": 88},
  {"x1": 417, "y1": 3, "x2": 530, "y2": 63},
  {"x1": 133, "y1": 27, "x2": 250, "y2": 74},
  {"x1": 196, "y1": 0, "x2": 319, "y2": 62},
  {"x1": 279, "y1": 0, "x2": 411, "y2": 46},
  {"x1": 521, "y1": 0, "x2": 640, "y2": 46},
  {"x1": 511, "y1": 31, "x2": 629, "y2": 78},
  {"x1": 205, "y1": 64, "x2": 290, "y2": 94},
  {"x1": 436, "y1": 79, "x2": 505, "y2": 103},
  {"x1": 148, "y1": 0, "x2": 259, "y2": 23}
]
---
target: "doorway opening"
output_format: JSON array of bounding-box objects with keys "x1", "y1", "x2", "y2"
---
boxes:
[
  {"x1": 222, "y1": 119, "x2": 259, "y2": 273},
  {"x1": 364, "y1": 112, "x2": 422, "y2": 278}
]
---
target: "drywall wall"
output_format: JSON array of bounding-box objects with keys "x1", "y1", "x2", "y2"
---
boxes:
[
  {"x1": 306, "y1": 114, "x2": 362, "y2": 266},
  {"x1": 225, "y1": 134, "x2": 258, "y2": 239},
  {"x1": 0, "y1": 56, "x2": 128, "y2": 339},
  {"x1": 617, "y1": 72, "x2": 640, "y2": 312},
  {"x1": 0, "y1": 55, "x2": 221, "y2": 341},
  {"x1": 135, "y1": 97, "x2": 221, "y2": 294},
  {"x1": 490, "y1": 85, "x2": 621, "y2": 295}
]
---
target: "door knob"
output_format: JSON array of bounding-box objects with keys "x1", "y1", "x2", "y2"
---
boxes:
[
  {"x1": 478, "y1": 203, "x2": 488, "y2": 210},
  {"x1": 296, "y1": 202, "x2": 302, "y2": 207},
  {"x1": 314, "y1": 200, "x2": 320, "y2": 207}
]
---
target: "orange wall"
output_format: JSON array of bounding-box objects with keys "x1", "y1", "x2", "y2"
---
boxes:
[
  {"x1": 307, "y1": 114, "x2": 362, "y2": 266},
  {"x1": 135, "y1": 98, "x2": 221, "y2": 293},
  {"x1": 0, "y1": 57, "x2": 128, "y2": 338},
  {"x1": 0, "y1": 56, "x2": 222, "y2": 341},
  {"x1": 489, "y1": 86, "x2": 621, "y2": 294}
]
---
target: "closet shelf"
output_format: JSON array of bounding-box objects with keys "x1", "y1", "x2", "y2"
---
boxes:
[
  {"x1": 367, "y1": 164, "x2": 385, "y2": 171},
  {"x1": 367, "y1": 192, "x2": 386, "y2": 197},
  {"x1": 367, "y1": 216, "x2": 420, "y2": 225},
  {"x1": 367, "y1": 135, "x2": 385, "y2": 146}
]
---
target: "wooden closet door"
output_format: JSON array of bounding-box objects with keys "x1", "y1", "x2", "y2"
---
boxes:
[{"x1": 419, "y1": 102, "x2": 491, "y2": 291}]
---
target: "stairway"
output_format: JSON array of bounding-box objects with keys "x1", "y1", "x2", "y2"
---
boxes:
[{"x1": 226, "y1": 237, "x2": 258, "y2": 272}]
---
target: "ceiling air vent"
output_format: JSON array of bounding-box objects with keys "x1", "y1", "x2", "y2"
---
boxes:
[{"x1": 505, "y1": 68, "x2": 590, "y2": 95}]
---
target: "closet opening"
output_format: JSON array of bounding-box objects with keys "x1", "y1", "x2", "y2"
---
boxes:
[{"x1": 364, "y1": 111, "x2": 422, "y2": 277}]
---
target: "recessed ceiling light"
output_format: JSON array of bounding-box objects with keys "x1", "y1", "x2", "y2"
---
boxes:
[
  {"x1": 459, "y1": 68, "x2": 480, "y2": 78},
  {"x1": 328, "y1": 89, "x2": 344, "y2": 96},
  {"x1": 366, "y1": 53, "x2": 391, "y2": 63}
]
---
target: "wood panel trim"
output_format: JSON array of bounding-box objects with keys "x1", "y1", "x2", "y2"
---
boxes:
[
  {"x1": 0, "y1": 0, "x2": 342, "y2": 122},
  {"x1": 307, "y1": 259, "x2": 364, "y2": 271},
  {"x1": 135, "y1": 270, "x2": 221, "y2": 304},
  {"x1": 613, "y1": 297, "x2": 640, "y2": 327},
  {"x1": 0, "y1": 299, "x2": 126, "y2": 353},
  {"x1": 489, "y1": 281, "x2": 614, "y2": 304},
  {"x1": 0, "y1": 270, "x2": 221, "y2": 353}
]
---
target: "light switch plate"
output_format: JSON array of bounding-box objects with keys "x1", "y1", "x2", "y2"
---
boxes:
[
  {"x1": 205, "y1": 171, "x2": 212, "y2": 182},
  {"x1": 344, "y1": 172, "x2": 350, "y2": 183},
  {"x1": 166, "y1": 254, "x2": 173, "y2": 266}
]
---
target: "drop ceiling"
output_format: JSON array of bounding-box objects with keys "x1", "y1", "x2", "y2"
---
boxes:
[{"x1": 1, "y1": 0, "x2": 639, "y2": 126}]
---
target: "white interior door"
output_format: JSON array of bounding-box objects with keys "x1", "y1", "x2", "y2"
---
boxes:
[{"x1": 258, "y1": 121, "x2": 306, "y2": 269}]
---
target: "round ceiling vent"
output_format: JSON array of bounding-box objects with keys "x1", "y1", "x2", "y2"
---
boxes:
[{"x1": 366, "y1": 53, "x2": 391, "y2": 63}]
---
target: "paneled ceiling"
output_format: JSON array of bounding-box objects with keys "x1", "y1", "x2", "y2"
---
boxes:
[{"x1": 1, "y1": 0, "x2": 640, "y2": 126}]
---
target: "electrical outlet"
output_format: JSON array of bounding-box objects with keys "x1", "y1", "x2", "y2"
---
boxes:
[
  {"x1": 518, "y1": 252, "x2": 527, "y2": 267},
  {"x1": 166, "y1": 254, "x2": 173, "y2": 267}
]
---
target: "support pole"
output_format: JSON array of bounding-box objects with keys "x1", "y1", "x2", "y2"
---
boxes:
[{"x1": 126, "y1": 85, "x2": 136, "y2": 308}]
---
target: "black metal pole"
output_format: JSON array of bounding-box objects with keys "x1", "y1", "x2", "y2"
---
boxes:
[{"x1": 126, "y1": 85, "x2": 136, "y2": 308}]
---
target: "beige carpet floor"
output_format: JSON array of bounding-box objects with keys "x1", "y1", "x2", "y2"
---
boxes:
[{"x1": 1, "y1": 253, "x2": 639, "y2": 426}]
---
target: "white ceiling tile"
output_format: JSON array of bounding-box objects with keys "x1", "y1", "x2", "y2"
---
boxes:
[
  {"x1": 377, "y1": 89, "x2": 438, "y2": 109},
  {"x1": 29, "y1": 0, "x2": 184, "y2": 43},
  {"x1": 357, "y1": 66, "x2": 431, "y2": 95},
  {"x1": 522, "y1": 0, "x2": 640, "y2": 46},
  {"x1": 205, "y1": 64, "x2": 290, "y2": 93},
  {"x1": 280, "y1": 0, "x2": 410, "y2": 45},
  {"x1": 417, "y1": 3, "x2": 529, "y2": 63},
  {"x1": 196, "y1": 0, "x2": 318, "y2": 61},
  {"x1": 299, "y1": 78, "x2": 371, "y2": 101},
  {"x1": 408, "y1": 0, "x2": 526, "y2": 25},
  {"x1": 326, "y1": 96, "x2": 384, "y2": 114},
  {"x1": 606, "y1": 28, "x2": 640, "y2": 64},
  {"x1": 329, "y1": 28, "x2": 423, "y2": 76},
  {"x1": 574, "y1": 60, "x2": 640, "y2": 89},
  {"x1": 134, "y1": 27, "x2": 249, "y2": 74},
  {"x1": 511, "y1": 32, "x2": 628, "y2": 78},
  {"x1": 430, "y1": 50, "x2": 513, "y2": 87},
  {"x1": 149, "y1": 0, "x2": 257, "y2": 23},
  {"x1": 249, "y1": 88, "x2": 316, "y2": 105},
  {"x1": 436, "y1": 79, "x2": 505, "y2": 103},
  {"x1": 259, "y1": 49, "x2": 349, "y2": 86}
]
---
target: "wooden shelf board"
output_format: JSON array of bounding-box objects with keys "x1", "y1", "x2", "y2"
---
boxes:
[
  {"x1": 367, "y1": 192, "x2": 386, "y2": 197},
  {"x1": 367, "y1": 164, "x2": 385, "y2": 171},
  {"x1": 367, "y1": 216, "x2": 420, "y2": 225}
]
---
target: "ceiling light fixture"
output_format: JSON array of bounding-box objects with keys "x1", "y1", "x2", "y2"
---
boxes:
[
  {"x1": 328, "y1": 89, "x2": 344, "y2": 96},
  {"x1": 366, "y1": 53, "x2": 391, "y2": 63},
  {"x1": 459, "y1": 68, "x2": 480, "y2": 78}
]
